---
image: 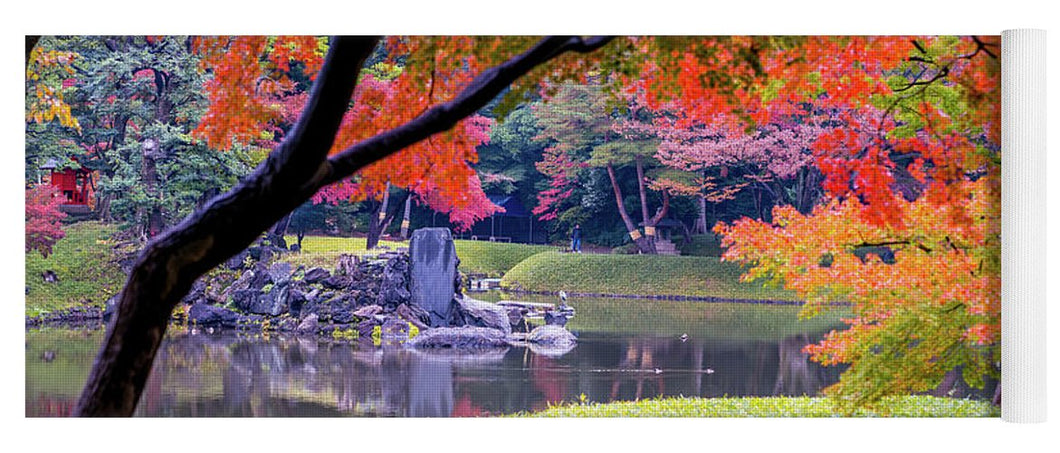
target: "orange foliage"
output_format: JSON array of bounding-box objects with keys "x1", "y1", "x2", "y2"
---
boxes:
[{"x1": 712, "y1": 36, "x2": 1000, "y2": 408}]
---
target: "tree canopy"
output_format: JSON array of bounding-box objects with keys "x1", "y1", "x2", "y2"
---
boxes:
[{"x1": 24, "y1": 34, "x2": 1000, "y2": 416}]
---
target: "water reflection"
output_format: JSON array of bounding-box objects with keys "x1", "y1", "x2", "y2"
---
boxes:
[
  {"x1": 26, "y1": 296, "x2": 994, "y2": 416},
  {"x1": 28, "y1": 328, "x2": 850, "y2": 417}
]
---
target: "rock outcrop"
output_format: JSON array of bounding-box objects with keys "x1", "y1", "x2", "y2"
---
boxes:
[{"x1": 168, "y1": 227, "x2": 576, "y2": 356}]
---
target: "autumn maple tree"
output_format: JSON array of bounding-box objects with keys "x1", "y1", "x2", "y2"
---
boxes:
[
  {"x1": 25, "y1": 184, "x2": 67, "y2": 259},
  {"x1": 713, "y1": 36, "x2": 1001, "y2": 410},
  {"x1": 192, "y1": 37, "x2": 545, "y2": 249}
]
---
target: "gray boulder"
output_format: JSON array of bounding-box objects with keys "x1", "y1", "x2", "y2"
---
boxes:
[
  {"x1": 188, "y1": 304, "x2": 241, "y2": 328},
  {"x1": 287, "y1": 288, "x2": 307, "y2": 317},
  {"x1": 296, "y1": 313, "x2": 319, "y2": 333},
  {"x1": 182, "y1": 279, "x2": 207, "y2": 305},
  {"x1": 268, "y1": 262, "x2": 293, "y2": 286},
  {"x1": 321, "y1": 275, "x2": 353, "y2": 289},
  {"x1": 238, "y1": 283, "x2": 290, "y2": 316},
  {"x1": 526, "y1": 325, "x2": 577, "y2": 347},
  {"x1": 248, "y1": 263, "x2": 271, "y2": 290},
  {"x1": 353, "y1": 304, "x2": 384, "y2": 318},
  {"x1": 225, "y1": 250, "x2": 251, "y2": 270},
  {"x1": 304, "y1": 267, "x2": 331, "y2": 284},
  {"x1": 220, "y1": 268, "x2": 255, "y2": 302},
  {"x1": 406, "y1": 326, "x2": 510, "y2": 349},
  {"x1": 453, "y1": 296, "x2": 512, "y2": 335},
  {"x1": 397, "y1": 303, "x2": 431, "y2": 331},
  {"x1": 376, "y1": 254, "x2": 411, "y2": 308}
]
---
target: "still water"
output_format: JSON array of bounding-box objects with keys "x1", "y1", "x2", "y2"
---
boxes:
[{"x1": 28, "y1": 296, "x2": 849, "y2": 417}]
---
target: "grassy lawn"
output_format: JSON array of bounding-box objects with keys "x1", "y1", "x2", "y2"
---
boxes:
[
  {"x1": 279, "y1": 235, "x2": 407, "y2": 270},
  {"x1": 517, "y1": 395, "x2": 999, "y2": 417},
  {"x1": 282, "y1": 235, "x2": 556, "y2": 277},
  {"x1": 676, "y1": 234, "x2": 725, "y2": 257},
  {"x1": 452, "y1": 240, "x2": 557, "y2": 277},
  {"x1": 500, "y1": 251, "x2": 795, "y2": 301},
  {"x1": 25, "y1": 221, "x2": 125, "y2": 317}
]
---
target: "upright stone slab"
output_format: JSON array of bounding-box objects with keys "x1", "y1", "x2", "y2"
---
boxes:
[{"x1": 408, "y1": 228, "x2": 459, "y2": 326}]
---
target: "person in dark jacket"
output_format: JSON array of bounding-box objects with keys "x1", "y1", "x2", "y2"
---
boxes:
[{"x1": 571, "y1": 224, "x2": 582, "y2": 253}]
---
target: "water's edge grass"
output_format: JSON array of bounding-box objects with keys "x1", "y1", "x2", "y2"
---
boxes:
[{"x1": 514, "y1": 395, "x2": 1000, "y2": 417}]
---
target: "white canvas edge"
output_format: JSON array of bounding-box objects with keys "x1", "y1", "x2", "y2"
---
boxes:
[{"x1": 1001, "y1": 28, "x2": 1047, "y2": 423}]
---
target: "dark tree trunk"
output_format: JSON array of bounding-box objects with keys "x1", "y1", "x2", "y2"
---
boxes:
[
  {"x1": 400, "y1": 193, "x2": 413, "y2": 239},
  {"x1": 74, "y1": 35, "x2": 611, "y2": 416},
  {"x1": 606, "y1": 164, "x2": 652, "y2": 254},
  {"x1": 140, "y1": 138, "x2": 164, "y2": 238},
  {"x1": 366, "y1": 182, "x2": 391, "y2": 249},
  {"x1": 648, "y1": 191, "x2": 669, "y2": 226},
  {"x1": 96, "y1": 193, "x2": 114, "y2": 223},
  {"x1": 694, "y1": 194, "x2": 708, "y2": 234},
  {"x1": 267, "y1": 213, "x2": 292, "y2": 250},
  {"x1": 680, "y1": 219, "x2": 694, "y2": 245},
  {"x1": 93, "y1": 115, "x2": 127, "y2": 222},
  {"x1": 634, "y1": 155, "x2": 657, "y2": 253},
  {"x1": 379, "y1": 194, "x2": 407, "y2": 237},
  {"x1": 139, "y1": 67, "x2": 173, "y2": 239}
]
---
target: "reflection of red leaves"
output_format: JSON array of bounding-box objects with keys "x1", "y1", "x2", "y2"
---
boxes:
[{"x1": 451, "y1": 393, "x2": 486, "y2": 417}]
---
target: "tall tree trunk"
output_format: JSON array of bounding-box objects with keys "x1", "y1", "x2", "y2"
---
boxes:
[
  {"x1": 606, "y1": 164, "x2": 652, "y2": 254},
  {"x1": 93, "y1": 115, "x2": 127, "y2": 222},
  {"x1": 400, "y1": 194, "x2": 413, "y2": 239},
  {"x1": 267, "y1": 213, "x2": 292, "y2": 250},
  {"x1": 380, "y1": 193, "x2": 407, "y2": 237},
  {"x1": 138, "y1": 68, "x2": 173, "y2": 239},
  {"x1": 96, "y1": 193, "x2": 114, "y2": 223},
  {"x1": 140, "y1": 138, "x2": 164, "y2": 238},
  {"x1": 366, "y1": 181, "x2": 391, "y2": 249},
  {"x1": 694, "y1": 194, "x2": 708, "y2": 234},
  {"x1": 648, "y1": 191, "x2": 670, "y2": 228},
  {"x1": 634, "y1": 155, "x2": 657, "y2": 253},
  {"x1": 74, "y1": 35, "x2": 612, "y2": 416}
]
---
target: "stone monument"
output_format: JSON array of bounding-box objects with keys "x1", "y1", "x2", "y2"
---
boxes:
[{"x1": 408, "y1": 228, "x2": 460, "y2": 326}]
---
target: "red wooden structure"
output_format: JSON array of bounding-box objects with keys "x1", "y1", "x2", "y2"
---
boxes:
[{"x1": 41, "y1": 158, "x2": 93, "y2": 212}]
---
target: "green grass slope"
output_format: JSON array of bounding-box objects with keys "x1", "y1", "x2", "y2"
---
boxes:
[
  {"x1": 25, "y1": 222, "x2": 124, "y2": 317},
  {"x1": 500, "y1": 251, "x2": 794, "y2": 301}
]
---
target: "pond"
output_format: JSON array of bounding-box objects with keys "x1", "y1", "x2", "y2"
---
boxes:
[{"x1": 25, "y1": 294, "x2": 858, "y2": 417}]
